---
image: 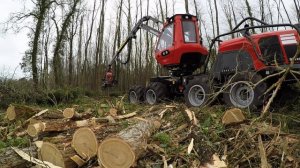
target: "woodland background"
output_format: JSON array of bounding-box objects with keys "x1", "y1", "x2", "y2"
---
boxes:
[{"x1": 0, "y1": 0, "x2": 300, "y2": 107}]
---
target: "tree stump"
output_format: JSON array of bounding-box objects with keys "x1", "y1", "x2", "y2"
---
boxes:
[{"x1": 98, "y1": 119, "x2": 161, "y2": 168}]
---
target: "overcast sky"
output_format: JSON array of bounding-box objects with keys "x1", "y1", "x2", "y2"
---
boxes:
[{"x1": 0, "y1": 0, "x2": 31, "y2": 78}]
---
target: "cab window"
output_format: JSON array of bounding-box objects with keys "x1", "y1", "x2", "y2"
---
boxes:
[
  {"x1": 259, "y1": 36, "x2": 284, "y2": 64},
  {"x1": 182, "y1": 21, "x2": 197, "y2": 43},
  {"x1": 157, "y1": 23, "x2": 174, "y2": 51}
]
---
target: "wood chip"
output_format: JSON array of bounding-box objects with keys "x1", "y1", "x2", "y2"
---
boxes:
[
  {"x1": 222, "y1": 108, "x2": 245, "y2": 125},
  {"x1": 258, "y1": 135, "x2": 271, "y2": 168},
  {"x1": 159, "y1": 109, "x2": 168, "y2": 119},
  {"x1": 185, "y1": 109, "x2": 198, "y2": 125},
  {"x1": 116, "y1": 112, "x2": 137, "y2": 120},
  {"x1": 187, "y1": 138, "x2": 194, "y2": 155}
]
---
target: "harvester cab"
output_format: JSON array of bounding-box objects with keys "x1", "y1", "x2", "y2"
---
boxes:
[{"x1": 155, "y1": 14, "x2": 208, "y2": 76}]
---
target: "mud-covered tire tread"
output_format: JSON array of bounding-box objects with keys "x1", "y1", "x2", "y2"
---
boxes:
[
  {"x1": 128, "y1": 85, "x2": 145, "y2": 103},
  {"x1": 184, "y1": 78, "x2": 212, "y2": 107},
  {"x1": 145, "y1": 82, "x2": 168, "y2": 104},
  {"x1": 223, "y1": 73, "x2": 267, "y2": 109}
]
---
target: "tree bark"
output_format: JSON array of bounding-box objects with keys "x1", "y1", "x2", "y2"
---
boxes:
[
  {"x1": 31, "y1": 0, "x2": 53, "y2": 90},
  {"x1": 0, "y1": 146, "x2": 37, "y2": 168},
  {"x1": 26, "y1": 117, "x2": 110, "y2": 137}
]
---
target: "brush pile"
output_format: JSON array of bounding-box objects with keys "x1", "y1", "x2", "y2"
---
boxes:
[{"x1": 0, "y1": 98, "x2": 299, "y2": 168}]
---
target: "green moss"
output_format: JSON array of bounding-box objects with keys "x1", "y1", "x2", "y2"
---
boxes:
[{"x1": 154, "y1": 132, "x2": 171, "y2": 147}]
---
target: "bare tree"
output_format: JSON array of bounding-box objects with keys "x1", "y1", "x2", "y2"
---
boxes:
[
  {"x1": 214, "y1": 0, "x2": 220, "y2": 37},
  {"x1": 185, "y1": 0, "x2": 189, "y2": 14},
  {"x1": 279, "y1": 0, "x2": 292, "y2": 23},
  {"x1": 53, "y1": 0, "x2": 81, "y2": 87}
]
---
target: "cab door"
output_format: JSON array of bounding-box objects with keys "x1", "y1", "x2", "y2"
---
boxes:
[{"x1": 155, "y1": 23, "x2": 175, "y2": 66}]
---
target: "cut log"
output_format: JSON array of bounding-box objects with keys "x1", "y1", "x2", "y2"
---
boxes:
[
  {"x1": 0, "y1": 146, "x2": 37, "y2": 168},
  {"x1": 71, "y1": 127, "x2": 98, "y2": 160},
  {"x1": 98, "y1": 119, "x2": 161, "y2": 168},
  {"x1": 6, "y1": 104, "x2": 40, "y2": 121},
  {"x1": 7, "y1": 109, "x2": 48, "y2": 137},
  {"x1": 63, "y1": 108, "x2": 92, "y2": 120},
  {"x1": 222, "y1": 108, "x2": 246, "y2": 125},
  {"x1": 39, "y1": 142, "x2": 77, "y2": 168},
  {"x1": 27, "y1": 117, "x2": 110, "y2": 137}
]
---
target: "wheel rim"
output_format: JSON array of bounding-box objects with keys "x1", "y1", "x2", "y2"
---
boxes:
[
  {"x1": 229, "y1": 81, "x2": 254, "y2": 108},
  {"x1": 129, "y1": 91, "x2": 138, "y2": 104},
  {"x1": 146, "y1": 89, "x2": 156, "y2": 105},
  {"x1": 188, "y1": 85, "x2": 206, "y2": 107}
]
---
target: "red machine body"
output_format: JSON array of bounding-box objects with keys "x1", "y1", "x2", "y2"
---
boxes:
[
  {"x1": 218, "y1": 29, "x2": 300, "y2": 71},
  {"x1": 155, "y1": 14, "x2": 208, "y2": 75}
]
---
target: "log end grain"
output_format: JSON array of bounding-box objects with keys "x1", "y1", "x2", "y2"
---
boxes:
[
  {"x1": 27, "y1": 122, "x2": 45, "y2": 137},
  {"x1": 63, "y1": 108, "x2": 75, "y2": 119},
  {"x1": 98, "y1": 138, "x2": 135, "y2": 168},
  {"x1": 6, "y1": 105, "x2": 16, "y2": 121},
  {"x1": 39, "y1": 142, "x2": 65, "y2": 168},
  {"x1": 222, "y1": 108, "x2": 246, "y2": 125},
  {"x1": 72, "y1": 127, "x2": 98, "y2": 159}
]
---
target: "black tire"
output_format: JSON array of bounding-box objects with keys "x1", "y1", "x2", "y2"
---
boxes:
[
  {"x1": 223, "y1": 73, "x2": 267, "y2": 109},
  {"x1": 145, "y1": 82, "x2": 168, "y2": 105},
  {"x1": 128, "y1": 85, "x2": 145, "y2": 104},
  {"x1": 184, "y1": 78, "x2": 212, "y2": 107}
]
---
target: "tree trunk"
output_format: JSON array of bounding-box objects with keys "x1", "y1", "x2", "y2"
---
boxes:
[
  {"x1": 245, "y1": 0, "x2": 256, "y2": 34},
  {"x1": 31, "y1": 0, "x2": 51, "y2": 90},
  {"x1": 98, "y1": 120, "x2": 161, "y2": 168},
  {"x1": 95, "y1": 0, "x2": 106, "y2": 89},
  {"x1": 185, "y1": 0, "x2": 189, "y2": 14},
  {"x1": 214, "y1": 0, "x2": 220, "y2": 37},
  {"x1": 207, "y1": 0, "x2": 216, "y2": 39},
  {"x1": 53, "y1": 0, "x2": 80, "y2": 87}
]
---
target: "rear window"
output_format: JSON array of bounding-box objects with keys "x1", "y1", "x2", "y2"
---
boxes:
[
  {"x1": 182, "y1": 21, "x2": 197, "y2": 43},
  {"x1": 259, "y1": 36, "x2": 284, "y2": 64}
]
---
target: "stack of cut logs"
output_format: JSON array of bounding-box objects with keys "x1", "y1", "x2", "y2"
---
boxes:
[{"x1": 4, "y1": 104, "x2": 161, "y2": 168}]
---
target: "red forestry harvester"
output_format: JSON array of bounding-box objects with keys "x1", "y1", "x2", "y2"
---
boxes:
[{"x1": 103, "y1": 14, "x2": 300, "y2": 109}]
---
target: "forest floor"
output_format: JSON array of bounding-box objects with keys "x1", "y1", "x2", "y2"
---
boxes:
[{"x1": 0, "y1": 94, "x2": 299, "y2": 168}]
